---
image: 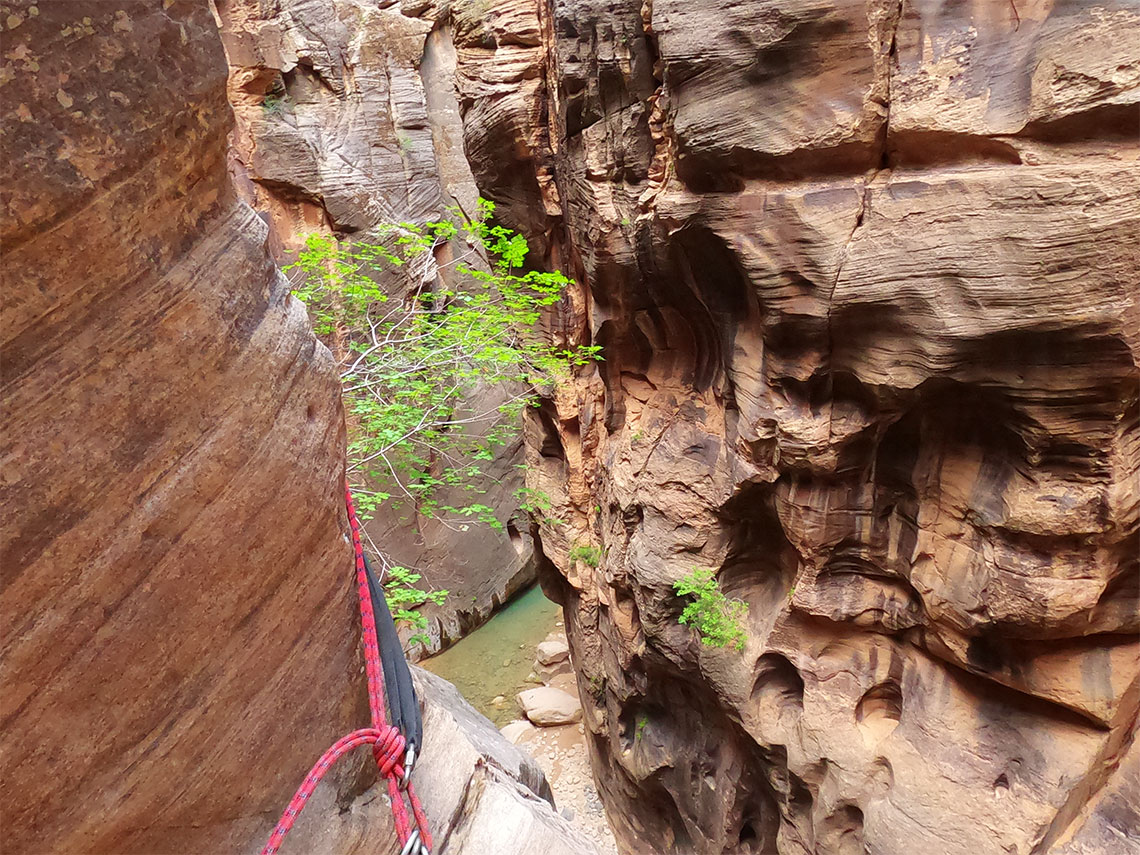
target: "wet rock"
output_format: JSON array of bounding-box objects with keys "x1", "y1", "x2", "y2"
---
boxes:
[{"x1": 518, "y1": 687, "x2": 584, "y2": 726}]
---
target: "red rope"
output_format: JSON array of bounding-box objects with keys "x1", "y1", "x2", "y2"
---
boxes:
[{"x1": 260, "y1": 486, "x2": 433, "y2": 855}]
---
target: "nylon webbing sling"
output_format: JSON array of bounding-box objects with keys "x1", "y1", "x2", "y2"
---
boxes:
[{"x1": 261, "y1": 486, "x2": 432, "y2": 855}]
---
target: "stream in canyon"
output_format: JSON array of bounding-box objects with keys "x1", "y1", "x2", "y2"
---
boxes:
[
  {"x1": 421, "y1": 584, "x2": 561, "y2": 726},
  {"x1": 423, "y1": 584, "x2": 620, "y2": 854}
]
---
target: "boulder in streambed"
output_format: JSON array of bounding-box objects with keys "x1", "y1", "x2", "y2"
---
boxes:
[
  {"x1": 518, "y1": 687, "x2": 582, "y2": 726},
  {"x1": 500, "y1": 720, "x2": 537, "y2": 745},
  {"x1": 535, "y1": 639, "x2": 570, "y2": 666}
]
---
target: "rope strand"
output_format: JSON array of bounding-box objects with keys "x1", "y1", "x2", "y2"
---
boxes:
[{"x1": 260, "y1": 486, "x2": 433, "y2": 855}]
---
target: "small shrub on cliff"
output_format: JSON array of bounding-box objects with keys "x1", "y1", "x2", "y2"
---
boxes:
[
  {"x1": 290, "y1": 198, "x2": 598, "y2": 642},
  {"x1": 514, "y1": 485, "x2": 565, "y2": 527},
  {"x1": 382, "y1": 564, "x2": 447, "y2": 648},
  {"x1": 568, "y1": 542, "x2": 602, "y2": 567},
  {"x1": 673, "y1": 568, "x2": 748, "y2": 651},
  {"x1": 261, "y1": 92, "x2": 287, "y2": 116}
]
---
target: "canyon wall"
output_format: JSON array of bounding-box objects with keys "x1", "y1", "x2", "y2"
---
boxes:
[
  {"x1": 216, "y1": 0, "x2": 536, "y2": 655},
  {"x1": 0, "y1": 2, "x2": 361, "y2": 850},
  {"x1": 0, "y1": 2, "x2": 582, "y2": 852},
  {"x1": 451, "y1": 0, "x2": 1140, "y2": 853}
]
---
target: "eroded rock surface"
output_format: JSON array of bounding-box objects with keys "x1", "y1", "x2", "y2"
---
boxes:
[
  {"x1": 217, "y1": 0, "x2": 536, "y2": 655},
  {"x1": 450, "y1": 0, "x2": 1140, "y2": 853},
  {"x1": 0, "y1": 3, "x2": 358, "y2": 851}
]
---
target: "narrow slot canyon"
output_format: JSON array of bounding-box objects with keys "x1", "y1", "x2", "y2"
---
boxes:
[{"x1": 1, "y1": 1, "x2": 1137, "y2": 854}]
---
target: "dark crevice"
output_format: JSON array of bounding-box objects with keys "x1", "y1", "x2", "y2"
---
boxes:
[
  {"x1": 877, "y1": 0, "x2": 904, "y2": 170},
  {"x1": 927, "y1": 635, "x2": 1116, "y2": 732},
  {"x1": 887, "y1": 131, "x2": 1023, "y2": 168},
  {"x1": 535, "y1": 399, "x2": 567, "y2": 459},
  {"x1": 1017, "y1": 102, "x2": 1140, "y2": 143},
  {"x1": 604, "y1": 666, "x2": 783, "y2": 853}
]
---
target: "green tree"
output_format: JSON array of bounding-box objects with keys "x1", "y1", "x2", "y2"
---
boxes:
[{"x1": 290, "y1": 198, "x2": 599, "y2": 646}]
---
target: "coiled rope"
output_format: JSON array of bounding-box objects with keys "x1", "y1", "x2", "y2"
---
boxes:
[{"x1": 261, "y1": 486, "x2": 433, "y2": 855}]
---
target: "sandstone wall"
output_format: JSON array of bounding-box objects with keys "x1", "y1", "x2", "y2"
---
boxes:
[
  {"x1": 216, "y1": 0, "x2": 537, "y2": 654},
  {"x1": 0, "y1": 3, "x2": 593, "y2": 853},
  {"x1": 450, "y1": 1, "x2": 1140, "y2": 852},
  {"x1": 0, "y1": 2, "x2": 362, "y2": 851}
]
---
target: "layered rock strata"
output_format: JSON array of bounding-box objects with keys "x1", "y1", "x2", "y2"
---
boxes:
[
  {"x1": 216, "y1": 0, "x2": 536, "y2": 655},
  {"x1": 0, "y1": 3, "x2": 583, "y2": 853},
  {"x1": 449, "y1": 0, "x2": 1140, "y2": 853},
  {"x1": 0, "y1": 2, "x2": 358, "y2": 851}
]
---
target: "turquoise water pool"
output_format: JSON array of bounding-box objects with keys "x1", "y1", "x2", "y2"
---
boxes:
[{"x1": 420, "y1": 584, "x2": 562, "y2": 726}]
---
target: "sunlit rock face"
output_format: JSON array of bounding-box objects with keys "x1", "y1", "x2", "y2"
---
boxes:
[
  {"x1": 216, "y1": 0, "x2": 536, "y2": 655},
  {"x1": 450, "y1": 0, "x2": 1140, "y2": 852}
]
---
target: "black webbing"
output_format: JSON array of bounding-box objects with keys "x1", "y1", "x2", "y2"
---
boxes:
[{"x1": 363, "y1": 552, "x2": 423, "y2": 756}]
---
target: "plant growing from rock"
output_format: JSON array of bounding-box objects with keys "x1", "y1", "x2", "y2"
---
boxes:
[
  {"x1": 290, "y1": 198, "x2": 599, "y2": 645},
  {"x1": 514, "y1": 485, "x2": 565, "y2": 527},
  {"x1": 673, "y1": 567, "x2": 748, "y2": 651},
  {"x1": 261, "y1": 92, "x2": 287, "y2": 116},
  {"x1": 568, "y1": 542, "x2": 602, "y2": 567},
  {"x1": 635, "y1": 714, "x2": 648, "y2": 742},
  {"x1": 380, "y1": 563, "x2": 447, "y2": 648}
]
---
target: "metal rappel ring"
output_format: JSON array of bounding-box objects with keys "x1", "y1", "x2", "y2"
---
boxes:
[
  {"x1": 402, "y1": 744, "x2": 416, "y2": 788},
  {"x1": 399, "y1": 828, "x2": 421, "y2": 855}
]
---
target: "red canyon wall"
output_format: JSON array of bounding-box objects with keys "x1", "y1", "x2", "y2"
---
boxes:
[
  {"x1": 451, "y1": 1, "x2": 1140, "y2": 852},
  {"x1": 1, "y1": 2, "x2": 366, "y2": 850}
]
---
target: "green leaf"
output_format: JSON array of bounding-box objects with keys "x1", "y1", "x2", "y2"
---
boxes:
[{"x1": 290, "y1": 198, "x2": 603, "y2": 632}]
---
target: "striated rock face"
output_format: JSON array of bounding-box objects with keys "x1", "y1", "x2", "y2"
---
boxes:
[
  {"x1": 0, "y1": 2, "x2": 359, "y2": 852},
  {"x1": 216, "y1": 0, "x2": 536, "y2": 655},
  {"x1": 451, "y1": 1, "x2": 1140, "y2": 853},
  {"x1": 0, "y1": 3, "x2": 594, "y2": 854}
]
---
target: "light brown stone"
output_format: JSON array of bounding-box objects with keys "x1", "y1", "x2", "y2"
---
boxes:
[
  {"x1": 537, "y1": 638, "x2": 571, "y2": 666},
  {"x1": 519, "y1": 686, "x2": 584, "y2": 726}
]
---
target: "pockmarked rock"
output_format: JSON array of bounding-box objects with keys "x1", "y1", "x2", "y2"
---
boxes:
[{"x1": 450, "y1": 0, "x2": 1140, "y2": 853}]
